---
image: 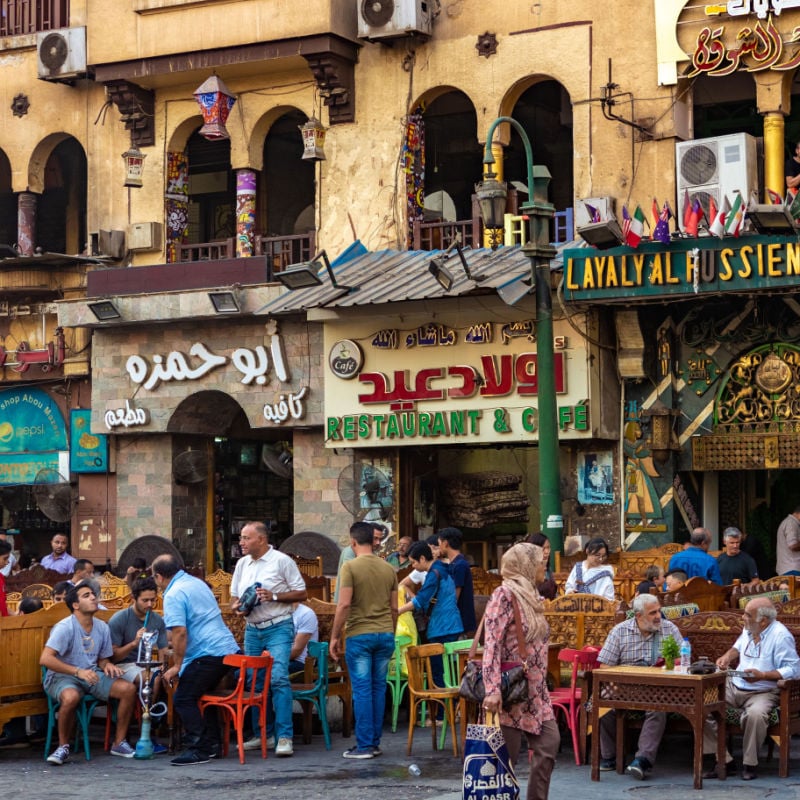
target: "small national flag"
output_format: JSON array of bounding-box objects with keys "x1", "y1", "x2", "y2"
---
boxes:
[
  {"x1": 652, "y1": 200, "x2": 672, "y2": 243},
  {"x1": 725, "y1": 192, "x2": 744, "y2": 237},
  {"x1": 685, "y1": 198, "x2": 702, "y2": 237},
  {"x1": 709, "y1": 195, "x2": 730, "y2": 238},
  {"x1": 768, "y1": 188, "x2": 784, "y2": 205},
  {"x1": 708, "y1": 196, "x2": 718, "y2": 227},
  {"x1": 584, "y1": 202, "x2": 601, "y2": 223},
  {"x1": 623, "y1": 205, "x2": 645, "y2": 247},
  {"x1": 682, "y1": 189, "x2": 692, "y2": 231}
]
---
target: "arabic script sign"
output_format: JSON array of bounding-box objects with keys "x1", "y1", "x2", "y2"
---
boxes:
[{"x1": 704, "y1": 1, "x2": 800, "y2": 19}]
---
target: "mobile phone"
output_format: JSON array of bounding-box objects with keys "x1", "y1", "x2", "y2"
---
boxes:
[{"x1": 726, "y1": 669, "x2": 753, "y2": 678}]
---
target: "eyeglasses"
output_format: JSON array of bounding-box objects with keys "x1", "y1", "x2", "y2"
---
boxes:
[
  {"x1": 743, "y1": 638, "x2": 762, "y2": 659},
  {"x1": 589, "y1": 552, "x2": 608, "y2": 561}
]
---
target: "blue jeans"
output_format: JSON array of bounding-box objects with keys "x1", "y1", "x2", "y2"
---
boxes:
[
  {"x1": 244, "y1": 618, "x2": 294, "y2": 741},
  {"x1": 345, "y1": 632, "x2": 394, "y2": 751}
]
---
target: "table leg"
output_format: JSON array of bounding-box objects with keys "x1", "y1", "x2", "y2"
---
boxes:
[
  {"x1": 590, "y1": 701, "x2": 600, "y2": 781},
  {"x1": 691, "y1": 716, "x2": 703, "y2": 789},
  {"x1": 715, "y1": 710, "x2": 726, "y2": 782}
]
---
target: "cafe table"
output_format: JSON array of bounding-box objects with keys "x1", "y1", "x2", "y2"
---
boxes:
[{"x1": 589, "y1": 665, "x2": 727, "y2": 789}]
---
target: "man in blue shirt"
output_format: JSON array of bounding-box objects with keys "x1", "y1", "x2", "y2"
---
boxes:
[
  {"x1": 437, "y1": 527, "x2": 476, "y2": 636},
  {"x1": 668, "y1": 528, "x2": 723, "y2": 585},
  {"x1": 154, "y1": 554, "x2": 239, "y2": 766}
]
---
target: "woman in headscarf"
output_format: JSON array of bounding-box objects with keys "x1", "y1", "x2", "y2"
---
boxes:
[{"x1": 483, "y1": 543, "x2": 558, "y2": 800}]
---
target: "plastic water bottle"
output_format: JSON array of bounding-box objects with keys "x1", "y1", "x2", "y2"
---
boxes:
[
  {"x1": 680, "y1": 637, "x2": 692, "y2": 673},
  {"x1": 408, "y1": 764, "x2": 421, "y2": 777}
]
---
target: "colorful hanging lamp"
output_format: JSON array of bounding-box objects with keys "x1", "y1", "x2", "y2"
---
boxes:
[
  {"x1": 193, "y1": 75, "x2": 237, "y2": 141},
  {"x1": 122, "y1": 146, "x2": 146, "y2": 188},
  {"x1": 299, "y1": 116, "x2": 327, "y2": 161}
]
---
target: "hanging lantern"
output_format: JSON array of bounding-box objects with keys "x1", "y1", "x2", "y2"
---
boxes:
[
  {"x1": 193, "y1": 75, "x2": 237, "y2": 141},
  {"x1": 122, "y1": 146, "x2": 146, "y2": 188},
  {"x1": 299, "y1": 116, "x2": 327, "y2": 161}
]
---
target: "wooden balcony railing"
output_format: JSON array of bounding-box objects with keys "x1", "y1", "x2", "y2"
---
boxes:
[
  {"x1": 255, "y1": 232, "x2": 316, "y2": 276},
  {"x1": 177, "y1": 238, "x2": 236, "y2": 262},
  {"x1": 0, "y1": 0, "x2": 69, "y2": 36}
]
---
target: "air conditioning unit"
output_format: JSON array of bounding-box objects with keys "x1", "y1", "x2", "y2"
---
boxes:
[
  {"x1": 358, "y1": 0, "x2": 433, "y2": 41},
  {"x1": 129, "y1": 222, "x2": 162, "y2": 252},
  {"x1": 676, "y1": 133, "x2": 758, "y2": 228},
  {"x1": 37, "y1": 27, "x2": 87, "y2": 81}
]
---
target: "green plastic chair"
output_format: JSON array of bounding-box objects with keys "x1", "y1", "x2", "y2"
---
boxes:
[
  {"x1": 387, "y1": 634, "x2": 413, "y2": 732},
  {"x1": 439, "y1": 639, "x2": 473, "y2": 749},
  {"x1": 42, "y1": 667, "x2": 105, "y2": 761},
  {"x1": 290, "y1": 641, "x2": 331, "y2": 749}
]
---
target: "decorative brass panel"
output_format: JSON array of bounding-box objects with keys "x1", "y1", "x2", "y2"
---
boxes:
[{"x1": 692, "y1": 433, "x2": 800, "y2": 471}]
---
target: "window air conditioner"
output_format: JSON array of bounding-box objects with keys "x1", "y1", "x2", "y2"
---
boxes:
[
  {"x1": 358, "y1": 0, "x2": 433, "y2": 41},
  {"x1": 36, "y1": 27, "x2": 87, "y2": 81}
]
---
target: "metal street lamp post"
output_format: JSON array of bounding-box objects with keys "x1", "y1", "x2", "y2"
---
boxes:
[{"x1": 475, "y1": 116, "x2": 563, "y2": 552}]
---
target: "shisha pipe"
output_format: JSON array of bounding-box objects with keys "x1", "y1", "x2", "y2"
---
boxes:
[{"x1": 134, "y1": 628, "x2": 164, "y2": 759}]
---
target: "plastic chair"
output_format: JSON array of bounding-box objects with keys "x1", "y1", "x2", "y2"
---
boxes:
[
  {"x1": 387, "y1": 634, "x2": 413, "y2": 732},
  {"x1": 548, "y1": 646, "x2": 600, "y2": 765},
  {"x1": 438, "y1": 639, "x2": 473, "y2": 749},
  {"x1": 198, "y1": 651, "x2": 273, "y2": 764},
  {"x1": 290, "y1": 641, "x2": 331, "y2": 749},
  {"x1": 404, "y1": 643, "x2": 460, "y2": 757},
  {"x1": 42, "y1": 667, "x2": 105, "y2": 761}
]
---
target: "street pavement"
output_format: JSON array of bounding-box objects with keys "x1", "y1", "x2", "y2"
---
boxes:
[{"x1": 6, "y1": 724, "x2": 800, "y2": 799}]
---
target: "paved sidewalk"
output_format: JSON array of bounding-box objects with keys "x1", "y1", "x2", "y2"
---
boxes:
[{"x1": 6, "y1": 726, "x2": 800, "y2": 799}]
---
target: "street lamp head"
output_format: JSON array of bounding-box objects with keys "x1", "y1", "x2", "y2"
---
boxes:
[{"x1": 475, "y1": 173, "x2": 508, "y2": 230}]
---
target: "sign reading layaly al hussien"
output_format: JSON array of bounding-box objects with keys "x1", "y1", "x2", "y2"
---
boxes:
[
  {"x1": 324, "y1": 317, "x2": 592, "y2": 448},
  {"x1": 564, "y1": 235, "x2": 800, "y2": 302}
]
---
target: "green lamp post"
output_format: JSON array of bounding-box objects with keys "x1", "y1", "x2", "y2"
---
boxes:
[{"x1": 475, "y1": 116, "x2": 563, "y2": 553}]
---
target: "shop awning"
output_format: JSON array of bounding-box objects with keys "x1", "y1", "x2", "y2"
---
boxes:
[{"x1": 258, "y1": 239, "x2": 586, "y2": 315}]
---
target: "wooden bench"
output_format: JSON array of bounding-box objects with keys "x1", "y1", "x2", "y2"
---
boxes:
[
  {"x1": 544, "y1": 594, "x2": 625, "y2": 651},
  {"x1": 729, "y1": 578, "x2": 792, "y2": 610},
  {"x1": 470, "y1": 566, "x2": 502, "y2": 596},
  {"x1": 655, "y1": 576, "x2": 731, "y2": 612}
]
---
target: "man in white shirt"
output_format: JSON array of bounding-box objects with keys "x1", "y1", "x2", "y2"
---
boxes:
[{"x1": 231, "y1": 521, "x2": 307, "y2": 757}]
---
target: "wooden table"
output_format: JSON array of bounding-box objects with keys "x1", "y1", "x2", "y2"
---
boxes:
[{"x1": 589, "y1": 665, "x2": 727, "y2": 789}]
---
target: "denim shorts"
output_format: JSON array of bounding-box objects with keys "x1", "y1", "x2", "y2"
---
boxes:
[{"x1": 45, "y1": 668, "x2": 116, "y2": 702}]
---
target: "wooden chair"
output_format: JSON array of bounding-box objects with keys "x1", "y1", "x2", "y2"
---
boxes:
[
  {"x1": 97, "y1": 572, "x2": 131, "y2": 603},
  {"x1": 303, "y1": 575, "x2": 331, "y2": 602},
  {"x1": 286, "y1": 553, "x2": 324, "y2": 577},
  {"x1": 205, "y1": 569, "x2": 232, "y2": 604},
  {"x1": 404, "y1": 643, "x2": 460, "y2": 757},
  {"x1": 617, "y1": 543, "x2": 683, "y2": 576},
  {"x1": 198, "y1": 651, "x2": 273, "y2": 764},
  {"x1": 543, "y1": 594, "x2": 623, "y2": 650},
  {"x1": 21, "y1": 583, "x2": 56, "y2": 601},
  {"x1": 469, "y1": 567, "x2": 502, "y2": 596},
  {"x1": 291, "y1": 640, "x2": 331, "y2": 749},
  {"x1": 658, "y1": 576, "x2": 730, "y2": 612},
  {"x1": 729, "y1": 578, "x2": 791, "y2": 610}
]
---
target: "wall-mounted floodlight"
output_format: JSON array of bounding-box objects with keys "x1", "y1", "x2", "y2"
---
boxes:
[
  {"x1": 208, "y1": 291, "x2": 240, "y2": 313},
  {"x1": 427, "y1": 234, "x2": 486, "y2": 292},
  {"x1": 276, "y1": 251, "x2": 354, "y2": 292},
  {"x1": 87, "y1": 300, "x2": 121, "y2": 321}
]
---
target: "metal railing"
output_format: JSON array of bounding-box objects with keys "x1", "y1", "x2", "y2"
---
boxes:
[{"x1": 0, "y1": 0, "x2": 68, "y2": 36}]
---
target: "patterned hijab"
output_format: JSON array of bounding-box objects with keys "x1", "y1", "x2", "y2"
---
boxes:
[{"x1": 500, "y1": 543, "x2": 547, "y2": 642}]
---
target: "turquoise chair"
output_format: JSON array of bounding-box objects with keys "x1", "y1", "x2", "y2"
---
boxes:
[
  {"x1": 439, "y1": 639, "x2": 473, "y2": 749},
  {"x1": 387, "y1": 634, "x2": 413, "y2": 732},
  {"x1": 290, "y1": 641, "x2": 331, "y2": 749},
  {"x1": 42, "y1": 667, "x2": 105, "y2": 761}
]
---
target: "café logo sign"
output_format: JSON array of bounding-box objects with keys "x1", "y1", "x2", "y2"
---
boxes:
[{"x1": 329, "y1": 340, "x2": 363, "y2": 380}]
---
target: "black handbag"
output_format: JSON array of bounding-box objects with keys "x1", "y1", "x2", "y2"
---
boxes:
[
  {"x1": 412, "y1": 569, "x2": 440, "y2": 635},
  {"x1": 459, "y1": 595, "x2": 529, "y2": 710}
]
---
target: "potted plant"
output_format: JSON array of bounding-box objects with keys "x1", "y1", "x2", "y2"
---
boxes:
[{"x1": 661, "y1": 636, "x2": 680, "y2": 670}]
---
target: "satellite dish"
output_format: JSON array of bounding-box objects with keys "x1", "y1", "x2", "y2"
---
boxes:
[
  {"x1": 172, "y1": 449, "x2": 209, "y2": 484},
  {"x1": 261, "y1": 443, "x2": 293, "y2": 479},
  {"x1": 423, "y1": 190, "x2": 457, "y2": 222},
  {"x1": 337, "y1": 460, "x2": 394, "y2": 521},
  {"x1": 32, "y1": 468, "x2": 74, "y2": 523}
]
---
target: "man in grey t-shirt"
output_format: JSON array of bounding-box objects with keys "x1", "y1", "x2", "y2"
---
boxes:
[{"x1": 40, "y1": 580, "x2": 138, "y2": 765}]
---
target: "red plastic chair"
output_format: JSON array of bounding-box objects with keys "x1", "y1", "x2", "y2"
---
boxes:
[
  {"x1": 549, "y1": 646, "x2": 600, "y2": 765},
  {"x1": 198, "y1": 651, "x2": 273, "y2": 764}
]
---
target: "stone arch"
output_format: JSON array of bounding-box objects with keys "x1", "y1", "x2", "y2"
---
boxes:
[
  {"x1": 166, "y1": 114, "x2": 205, "y2": 155},
  {"x1": 248, "y1": 104, "x2": 311, "y2": 173},
  {"x1": 27, "y1": 133, "x2": 76, "y2": 194},
  {"x1": 167, "y1": 390, "x2": 247, "y2": 435}
]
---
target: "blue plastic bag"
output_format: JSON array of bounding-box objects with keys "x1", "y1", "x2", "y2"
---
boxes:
[{"x1": 462, "y1": 722, "x2": 520, "y2": 800}]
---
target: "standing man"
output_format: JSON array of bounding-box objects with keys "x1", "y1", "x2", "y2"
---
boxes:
[
  {"x1": 437, "y1": 527, "x2": 476, "y2": 637},
  {"x1": 40, "y1": 580, "x2": 137, "y2": 764},
  {"x1": 667, "y1": 528, "x2": 723, "y2": 584},
  {"x1": 776, "y1": 505, "x2": 800, "y2": 576},
  {"x1": 153, "y1": 554, "x2": 239, "y2": 766},
  {"x1": 596, "y1": 594, "x2": 683, "y2": 780},
  {"x1": 717, "y1": 527, "x2": 759, "y2": 586},
  {"x1": 387, "y1": 535, "x2": 412, "y2": 570},
  {"x1": 330, "y1": 521, "x2": 397, "y2": 760},
  {"x1": 108, "y1": 576, "x2": 169, "y2": 755},
  {"x1": 230, "y1": 521, "x2": 307, "y2": 757},
  {"x1": 40, "y1": 533, "x2": 77, "y2": 575},
  {"x1": 703, "y1": 597, "x2": 800, "y2": 780}
]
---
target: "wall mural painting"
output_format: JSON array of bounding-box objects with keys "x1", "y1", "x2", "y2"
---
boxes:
[
  {"x1": 623, "y1": 404, "x2": 666, "y2": 533},
  {"x1": 165, "y1": 151, "x2": 190, "y2": 263},
  {"x1": 403, "y1": 108, "x2": 425, "y2": 246}
]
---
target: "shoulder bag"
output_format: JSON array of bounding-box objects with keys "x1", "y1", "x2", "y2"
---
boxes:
[
  {"x1": 459, "y1": 594, "x2": 529, "y2": 710},
  {"x1": 412, "y1": 567, "x2": 440, "y2": 635}
]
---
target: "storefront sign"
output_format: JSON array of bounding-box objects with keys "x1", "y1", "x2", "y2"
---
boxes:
[
  {"x1": 104, "y1": 399, "x2": 150, "y2": 430},
  {"x1": 263, "y1": 387, "x2": 308, "y2": 424},
  {"x1": 0, "y1": 387, "x2": 67, "y2": 453},
  {"x1": 329, "y1": 340, "x2": 363, "y2": 379},
  {"x1": 0, "y1": 453, "x2": 63, "y2": 485},
  {"x1": 564, "y1": 235, "x2": 800, "y2": 302},
  {"x1": 324, "y1": 317, "x2": 593, "y2": 447},
  {"x1": 70, "y1": 409, "x2": 109, "y2": 473},
  {"x1": 705, "y1": 1, "x2": 800, "y2": 20}
]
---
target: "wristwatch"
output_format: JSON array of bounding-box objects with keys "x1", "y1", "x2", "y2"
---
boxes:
[{"x1": 272, "y1": 591, "x2": 279, "y2": 602}]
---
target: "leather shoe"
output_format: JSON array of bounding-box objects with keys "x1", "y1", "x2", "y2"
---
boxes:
[
  {"x1": 741, "y1": 766, "x2": 757, "y2": 781},
  {"x1": 703, "y1": 760, "x2": 736, "y2": 779}
]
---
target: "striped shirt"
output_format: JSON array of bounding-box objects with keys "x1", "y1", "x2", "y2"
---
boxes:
[{"x1": 598, "y1": 616, "x2": 682, "y2": 667}]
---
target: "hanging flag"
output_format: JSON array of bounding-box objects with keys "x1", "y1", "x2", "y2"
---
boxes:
[
  {"x1": 682, "y1": 189, "x2": 692, "y2": 232},
  {"x1": 685, "y1": 198, "x2": 702, "y2": 237},
  {"x1": 725, "y1": 192, "x2": 744, "y2": 237},
  {"x1": 768, "y1": 188, "x2": 784, "y2": 205},
  {"x1": 622, "y1": 205, "x2": 644, "y2": 247},
  {"x1": 708, "y1": 196, "x2": 718, "y2": 227},
  {"x1": 709, "y1": 195, "x2": 730, "y2": 238},
  {"x1": 584, "y1": 202, "x2": 601, "y2": 223},
  {"x1": 652, "y1": 200, "x2": 672, "y2": 243}
]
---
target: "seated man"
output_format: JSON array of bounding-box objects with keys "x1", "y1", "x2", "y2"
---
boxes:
[
  {"x1": 52, "y1": 581, "x2": 71, "y2": 603},
  {"x1": 664, "y1": 568, "x2": 687, "y2": 593},
  {"x1": 40, "y1": 580, "x2": 137, "y2": 764},
  {"x1": 108, "y1": 577, "x2": 169, "y2": 754},
  {"x1": 668, "y1": 528, "x2": 723, "y2": 585},
  {"x1": 69, "y1": 559, "x2": 95, "y2": 586},
  {"x1": 597, "y1": 593, "x2": 682, "y2": 780},
  {"x1": 703, "y1": 597, "x2": 800, "y2": 781}
]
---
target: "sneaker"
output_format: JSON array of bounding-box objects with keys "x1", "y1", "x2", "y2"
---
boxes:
[
  {"x1": 598, "y1": 757, "x2": 615, "y2": 771},
  {"x1": 152, "y1": 742, "x2": 169, "y2": 755},
  {"x1": 47, "y1": 744, "x2": 70, "y2": 765},
  {"x1": 626, "y1": 756, "x2": 652, "y2": 780},
  {"x1": 343, "y1": 747, "x2": 375, "y2": 759},
  {"x1": 275, "y1": 737, "x2": 293, "y2": 757},
  {"x1": 371, "y1": 745, "x2": 383, "y2": 756},
  {"x1": 243, "y1": 735, "x2": 275, "y2": 751},
  {"x1": 110, "y1": 741, "x2": 136, "y2": 758},
  {"x1": 171, "y1": 748, "x2": 210, "y2": 766}
]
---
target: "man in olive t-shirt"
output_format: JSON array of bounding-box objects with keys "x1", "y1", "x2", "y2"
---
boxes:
[{"x1": 330, "y1": 521, "x2": 397, "y2": 760}]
